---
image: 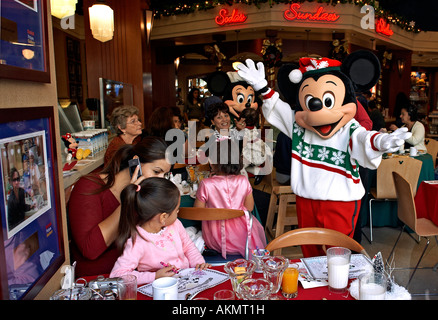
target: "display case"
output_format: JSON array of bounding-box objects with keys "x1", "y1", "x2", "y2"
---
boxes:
[{"x1": 410, "y1": 71, "x2": 436, "y2": 138}]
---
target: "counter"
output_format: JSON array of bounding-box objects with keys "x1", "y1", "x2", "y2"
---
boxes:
[{"x1": 62, "y1": 151, "x2": 104, "y2": 189}]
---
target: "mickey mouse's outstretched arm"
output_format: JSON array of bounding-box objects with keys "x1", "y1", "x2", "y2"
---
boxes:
[{"x1": 236, "y1": 59, "x2": 269, "y2": 92}]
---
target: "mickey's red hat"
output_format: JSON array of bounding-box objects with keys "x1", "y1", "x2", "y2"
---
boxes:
[{"x1": 289, "y1": 57, "x2": 342, "y2": 83}]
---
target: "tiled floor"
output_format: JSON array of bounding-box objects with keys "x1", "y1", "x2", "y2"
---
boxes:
[{"x1": 251, "y1": 177, "x2": 438, "y2": 300}]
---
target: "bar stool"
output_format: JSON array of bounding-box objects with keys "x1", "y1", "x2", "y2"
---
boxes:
[{"x1": 265, "y1": 169, "x2": 298, "y2": 255}]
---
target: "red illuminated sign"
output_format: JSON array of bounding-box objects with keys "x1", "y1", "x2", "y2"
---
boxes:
[
  {"x1": 376, "y1": 18, "x2": 393, "y2": 36},
  {"x1": 284, "y1": 3, "x2": 340, "y2": 22},
  {"x1": 215, "y1": 8, "x2": 247, "y2": 26}
]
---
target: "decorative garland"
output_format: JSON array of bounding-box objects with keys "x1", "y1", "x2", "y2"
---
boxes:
[
  {"x1": 150, "y1": 0, "x2": 421, "y2": 33},
  {"x1": 261, "y1": 39, "x2": 283, "y2": 68}
]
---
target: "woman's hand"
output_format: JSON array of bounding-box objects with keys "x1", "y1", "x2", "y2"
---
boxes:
[
  {"x1": 130, "y1": 165, "x2": 146, "y2": 185},
  {"x1": 389, "y1": 124, "x2": 398, "y2": 131}
]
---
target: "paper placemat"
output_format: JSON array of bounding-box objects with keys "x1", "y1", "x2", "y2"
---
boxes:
[{"x1": 138, "y1": 268, "x2": 229, "y2": 300}]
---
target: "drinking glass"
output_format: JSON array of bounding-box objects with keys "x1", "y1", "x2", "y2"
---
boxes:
[
  {"x1": 224, "y1": 259, "x2": 256, "y2": 299},
  {"x1": 118, "y1": 274, "x2": 137, "y2": 300},
  {"x1": 251, "y1": 248, "x2": 270, "y2": 273},
  {"x1": 238, "y1": 278, "x2": 272, "y2": 300},
  {"x1": 261, "y1": 255, "x2": 288, "y2": 294},
  {"x1": 281, "y1": 263, "x2": 299, "y2": 299},
  {"x1": 214, "y1": 289, "x2": 235, "y2": 300},
  {"x1": 359, "y1": 272, "x2": 387, "y2": 300},
  {"x1": 327, "y1": 247, "x2": 351, "y2": 293}
]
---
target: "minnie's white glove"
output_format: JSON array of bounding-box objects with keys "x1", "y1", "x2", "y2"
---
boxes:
[
  {"x1": 373, "y1": 127, "x2": 412, "y2": 153},
  {"x1": 236, "y1": 59, "x2": 268, "y2": 91}
]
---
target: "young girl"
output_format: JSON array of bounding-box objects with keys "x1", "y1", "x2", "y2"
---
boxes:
[
  {"x1": 110, "y1": 178, "x2": 210, "y2": 285},
  {"x1": 194, "y1": 139, "x2": 267, "y2": 259}
]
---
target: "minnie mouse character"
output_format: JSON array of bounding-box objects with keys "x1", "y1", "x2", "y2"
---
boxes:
[
  {"x1": 237, "y1": 51, "x2": 411, "y2": 257},
  {"x1": 61, "y1": 133, "x2": 78, "y2": 161},
  {"x1": 207, "y1": 70, "x2": 260, "y2": 122}
]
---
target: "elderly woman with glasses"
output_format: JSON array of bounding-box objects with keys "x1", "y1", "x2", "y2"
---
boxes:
[{"x1": 104, "y1": 105, "x2": 143, "y2": 167}]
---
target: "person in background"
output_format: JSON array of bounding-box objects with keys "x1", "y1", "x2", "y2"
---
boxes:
[
  {"x1": 206, "y1": 102, "x2": 246, "y2": 142},
  {"x1": 368, "y1": 101, "x2": 386, "y2": 132},
  {"x1": 184, "y1": 87, "x2": 204, "y2": 122},
  {"x1": 389, "y1": 104, "x2": 426, "y2": 151},
  {"x1": 393, "y1": 92, "x2": 411, "y2": 128},
  {"x1": 7, "y1": 168, "x2": 34, "y2": 230},
  {"x1": 104, "y1": 105, "x2": 142, "y2": 167},
  {"x1": 68, "y1": 137, "x2": 171, "y2": 277},
  {"x1": 110, "y1": 178, "x2": 210, "y2": 285},
  {"x1": 194, "y1": 139, "x2": 267, "y2": 258}
]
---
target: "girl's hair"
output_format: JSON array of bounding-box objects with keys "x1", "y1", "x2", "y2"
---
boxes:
[
  {"x1": 116, "y1": 177, "x2": 180, "y2": 251},
  {"x1": 403, "y1": 104, "x2": 419, "y2": 122},
  {"x1": 87, "y1": 136, "x2": 169, "y2": 193},
  {"x1": 110, "y1": 105, "x2": 140, "y2": 135},
  {"x1": 207, "y1": 139, "x2": 242, "y2": 175},
  {"x1": 147, "y1": 106, "x2": 175, "y2": 138}
]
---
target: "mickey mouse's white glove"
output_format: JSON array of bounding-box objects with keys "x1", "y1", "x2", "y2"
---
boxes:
[
  {"x1": 373, "y1": 127, "x2": 412, "y2": 153},
  {"x1": 236, "y1": 59, "x2": 268, "y2": 92}
]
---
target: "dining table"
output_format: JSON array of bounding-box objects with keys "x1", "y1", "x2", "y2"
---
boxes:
[
  {"x1": 78, "y1": 261, "x2": 355, "y2": 301},
  {"x1": 414, "y1": 180, "x2": 438, "y2": 226},
  {"x1": 359, "y1": 152, "x2": 436, "y2": 228}
]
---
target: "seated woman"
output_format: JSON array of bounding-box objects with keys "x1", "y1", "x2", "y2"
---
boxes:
[
  {"x1": 104, "y1": 105, "x2": 143, "y2": 167},
  {"x1": 389, "y1": 104, "x2": 426, "y2": 151},
  {"x1": 68, "y1": 137, "x2": 171, "y2": 277}
]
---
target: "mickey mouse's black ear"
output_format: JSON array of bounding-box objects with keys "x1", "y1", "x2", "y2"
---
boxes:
[
  {"x1": 207, "y1": 71, "x2": 230, "y2": 96},
  {"x1": 277, "y1": 63, "x2": 300, "y2": 108},
  {"x1": 341, "y1": 50, "x2": 381, "y2": 92}
]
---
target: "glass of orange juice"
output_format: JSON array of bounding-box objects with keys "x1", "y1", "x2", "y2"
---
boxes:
[{"x1": 281, "y1": 263, "x2": 299, "y2": 299}]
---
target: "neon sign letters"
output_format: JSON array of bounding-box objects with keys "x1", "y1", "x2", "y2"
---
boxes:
[
  {"x1": 375, "y1": 18, "x2": 393, "y2": 36},
  {"x1": 284, "y1": 3, "x2": 340, "y2": 22},
  {"x1": 215, "y1": 8, "x2": 247, "y2": 26}
]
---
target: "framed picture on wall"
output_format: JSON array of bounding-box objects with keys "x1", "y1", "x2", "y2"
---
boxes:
[
  {"x1": 0, "y1": 0, "x2": 51, "y2": 82},
  {"x1": 0, "y1": 107, "x2": 65, "y2": 300}
]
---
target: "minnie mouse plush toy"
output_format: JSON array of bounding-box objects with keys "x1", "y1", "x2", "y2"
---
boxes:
[{"x1": 237, "y1": 51, "x2": 411, "y2": 257}]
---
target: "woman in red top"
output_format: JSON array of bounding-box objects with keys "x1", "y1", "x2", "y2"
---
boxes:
[
  {"x1": 103, "y1": 105, "x2": 143, "y2": 167},
  {"x1": 68, "y1": 137, "x2": 171, "y2": 277}
]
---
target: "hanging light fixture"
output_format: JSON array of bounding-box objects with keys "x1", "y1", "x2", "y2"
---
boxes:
[
  {"x1": 51, "y1": 0, "x2": 78, "y2": 19},
  {"x1": 89, "y1": 1, "x2": 114, "y2": 42}
]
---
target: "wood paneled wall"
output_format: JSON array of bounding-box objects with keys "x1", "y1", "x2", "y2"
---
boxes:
[{"x1": 83, "y1": 0, "x2": 145, "y2": 120}]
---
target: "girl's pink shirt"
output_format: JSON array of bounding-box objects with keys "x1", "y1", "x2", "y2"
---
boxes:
[{"x1": 110, "y1": 219, "x2": 205, "y2": 285}]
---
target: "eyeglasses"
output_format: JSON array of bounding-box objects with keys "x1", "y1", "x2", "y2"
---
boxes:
[
  {"x1": 127, "y1": 118, "x2": 141, "y2": 125},
  {"x1": 12, "y1": 178, "x2": 20, "y2": 182}
]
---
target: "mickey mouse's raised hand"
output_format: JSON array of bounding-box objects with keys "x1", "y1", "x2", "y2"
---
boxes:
[
  {"x1": 236, "y1": 59, "x2": 268, "y2": 92},
  {"x1": 373, "y1": 127, "x2": 412, "y2": 153}
]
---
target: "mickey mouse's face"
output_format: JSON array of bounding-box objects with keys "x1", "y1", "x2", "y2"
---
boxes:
[
  {"x1": 295, "y1": 74, "x2": 356, "y2": 139},
  {"x1": 225, "y1": 84, "x2": 258, "y2": 118}
]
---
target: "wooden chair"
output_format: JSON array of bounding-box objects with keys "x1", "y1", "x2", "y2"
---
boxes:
[
  {"x1": 265, "y1": 227, "x2": 370, "y2": 259},
  {"x1": 387, "y1": 172, "x2": 438, "y2": 287},
  {"x1": 178, "y1": 207, "x2": 251, "y2": 265},
  {"x1": 424, "y1": 138, "x2": 438, "y2": 168},
  {"x1": 264, "y1": 168, "x2": 298, "y2": 255},
  {"x1": 367, "y1": 157, "x2": 422, "y2": 242}
]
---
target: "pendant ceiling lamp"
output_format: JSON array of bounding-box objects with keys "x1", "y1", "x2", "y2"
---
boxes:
[
  {"x1": 89, "y1": 1, "x2": 114, "y2": 42},
  {"x1": 51, "y1": 0, "x2": 78, "y2": 19}
]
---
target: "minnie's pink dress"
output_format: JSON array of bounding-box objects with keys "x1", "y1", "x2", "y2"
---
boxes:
[{"x1": 196, "y1": 175, "x2": 267, "y2": 258}]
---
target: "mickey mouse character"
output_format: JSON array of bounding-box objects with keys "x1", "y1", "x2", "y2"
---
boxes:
[
  {"x1": 207, "y1": 70, "x2": 260, "y2": 122},
  {"x1": 237, "y1": 51, "x2": 411, "y2": 257}
]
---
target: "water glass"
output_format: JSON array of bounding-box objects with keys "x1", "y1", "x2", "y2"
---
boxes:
[
  {"x1": 224, "y1": 259, "x2": 256, "y2": 299},
  {"x1": 327, "y1": 247, "x2": 351, "y2": 293},
  {"x1": 238, "y1": 278, "x2": 272, "y2": 300},
  {"x1": 213, "y1": 289, "x2": 235, "y2": 300},
  {"x1": 359, "y1": 272, "x2": 387, "y2": 300},
  {"x1": 118, "y1": 274, "x2": 137, "y2": 300},
  {"x1": 261, "y1": 255, "x2": 288, "y2": 294},
  {"x1": 251, "y1": 248, "x2": 270, "y2": 273}
]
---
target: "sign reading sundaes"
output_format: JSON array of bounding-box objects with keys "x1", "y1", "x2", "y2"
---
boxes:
[{"x1": 283, "y1": 3, "x2": 340, "y2": 22}]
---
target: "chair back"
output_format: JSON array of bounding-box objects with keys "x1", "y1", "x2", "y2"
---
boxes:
[
  {"x1": 178, "y1": 207, "x2": 245, "y2": 221},
  {"x1": 265, "y1": 227, "x2": 370, "y2": 258},
  {"x1": 425, "y1": 138, "x2": 438, "y2": 168},
  {"x1": 392, "y1": 172, "x2": 417, "y2": 232},
  {"x1": 375, "y1": 157, "x2": 422, "y2": 199}
]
